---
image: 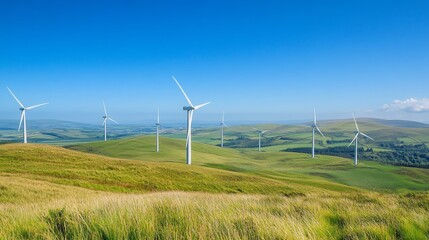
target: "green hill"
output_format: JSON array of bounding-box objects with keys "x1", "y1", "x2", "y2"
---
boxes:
[
  {"x1": 163, "y1": 119, "x2": 429, "y2": 167},
  {"x1": 0, "y1": 143, "x2": 301, "y2": 195},
  {"x1": 1, "y1": 142, "x2": 429, "y2": 239},
  {"x1": 69, "y1": 136, "x2": 429, "y2": 192}
]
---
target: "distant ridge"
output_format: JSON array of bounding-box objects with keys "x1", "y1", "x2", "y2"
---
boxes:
[
  {"x1": 356, "y1": 118, "x2": 429, "y2": 128},
  {"x1": 319, "y1": 118, "x2": 429, "y2": 129}
]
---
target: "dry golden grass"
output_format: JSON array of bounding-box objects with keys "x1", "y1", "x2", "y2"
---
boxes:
[{"x1": 1, "y1": 191, "x2": 428, "y2": 239}]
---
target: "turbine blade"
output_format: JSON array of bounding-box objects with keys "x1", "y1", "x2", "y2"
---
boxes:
[
  {"x1": 102, "y1": 118, "x2": 107, "y2": 126},
  {"x1": 353, "y1": 113, "x2": 360, "y2": 132},
  {"x1": 7, "y1": 87, "x2": 25, "y2": 108},
  {"x1": 26, "y1": 102, "x2": 49, "y2": 110},
  {"x1": 172, "y1": 76, "x2": 194, "y2": 107},
  {"x1": 223, "y1": 123, "x2": 229, "y2": 128},
  {"x1": 18, "y1": 111, "x2": 24, "y2": 131},
  {"x1": 108, "y1": 117, "x2": 119, "y2": 124},
  {"x1": 102, "y1": 100, "x2": 107, "y2": 116},
  {"x1": 262, "y1": 130, "x2": 268, "y2": 134},
  {"x1": 348, "y1": 133, "x2": 359, "y2": 147},
  {"x1": 360, "y1": 132, "x2": 375, "y2": 141},
  {"x1": 194, "y1": 102, "x2": 210, "y2": 110},
  {"x1": 315, "y1": 125, "x2": 325, "y2": 139},
  {"x1": 157, "y1": 107, "x2": 160, "y2": 124}
]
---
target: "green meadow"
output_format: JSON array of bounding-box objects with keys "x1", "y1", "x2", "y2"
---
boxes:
[{"x1": 69, "y1": 136, "x2": 429, "y2": 192}]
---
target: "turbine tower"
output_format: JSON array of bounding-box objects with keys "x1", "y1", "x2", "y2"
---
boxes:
[
  {"x1": 312, "y1": 109, "x2": 325, "y2": 158},
  {"x1": 7, "y1": 87, "x2": 48, "y2": 144},
  {"x1": 348, "y1": 114, "x2": 374, "y2": 165},
  {"x1": 102, "y1": 100, "x2": 118, "y2": 141},
  {"x1": 156, "y1": 108, "x2": 160, "y2": 152},
  {"x1": 220, "y1": 112, "x2": 228, "y2": 148},
  {"x1": 253, "y1": 127, "x2": 268, "y2": 152},
  {"x1": 172, "y1": 76, "x2": 210, "y2": 165}
]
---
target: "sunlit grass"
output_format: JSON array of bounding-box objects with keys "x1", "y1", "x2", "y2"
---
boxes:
[{"x1": 1, "y1": 191, "x2": 428, "y2": 239}]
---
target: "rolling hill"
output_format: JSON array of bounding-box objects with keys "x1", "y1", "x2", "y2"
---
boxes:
[
  {"x1": 1, "y1": 141, "x2": 429, "y2": 239},
  {"x1": 69, "y1": 136, "x2": 429, "y2": 192}
]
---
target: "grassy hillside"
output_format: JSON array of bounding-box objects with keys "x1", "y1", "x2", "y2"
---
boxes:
[
  {"x1": 1, "y1": 143, "x2": 429, "y2": 239},
  {"x1": 69, "y1": 136, "x2": 429, "y2": 192},
  {"x1": 0, "y1": 143, "x2": 299, "y2": 195}
]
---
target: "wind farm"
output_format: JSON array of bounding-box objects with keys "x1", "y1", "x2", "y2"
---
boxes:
[{"x1": 1, "y1": 1, "x2": 428, "y2": 239}]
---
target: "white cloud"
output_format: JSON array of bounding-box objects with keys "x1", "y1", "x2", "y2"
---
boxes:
[{"x1": 383, "y1": 98, "x2": 429, "y2": 112}]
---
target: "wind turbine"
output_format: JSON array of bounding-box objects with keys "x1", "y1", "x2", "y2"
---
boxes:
[
  {"x1": 102, "y1": 100, "x2": 118, "y2": 141},
  {"x1": 311, "y1": 109, "x2": 325, "y2": 158},
  {"x1": 253, "y1": 127, "x2": 268, "y2": 152},
  {"x1": 156, "y1": 108, "x2": 160, "y2": 152},
  {"x1": 7, "y1": 87, "x2": 48, "y2": 144},
  {"x1": 220, "y1": 112, "x2": 228, "y2": 148},
  {"x1": 172, "y1": 76, "x2": 210, "y2": 165},
  {"x1": 348, "y1": 114, "x2": 374, "y2": 165}
]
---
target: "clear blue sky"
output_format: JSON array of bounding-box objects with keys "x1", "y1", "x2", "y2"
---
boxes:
[{"x1": 1, "y1": 0, "x2": 428, "y2": 124}]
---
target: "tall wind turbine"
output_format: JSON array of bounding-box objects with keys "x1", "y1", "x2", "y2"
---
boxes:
[
  {"x1": 7, "y1": 87, "x2": 48, "y2": 144},
  {"x1": 172, "y1": 76, "x2": 210, "y2": 165},
  {"x1": 311, "y1": 109, "x2": 325, "y2": 158},
  {"x1": 156, "y1": 108, "x2": 160, "y2": 152},
  {"x1": 102, "y1": 100, "x2": 118, "y2": 141},
  {"x1": 348, "y1": 114, "x2": 374, "y2": 165},
  {"x1": 253, "y1": 127, "x2": 268, "y2": 152},
  {"x1": 220, "y1": 112, "x2": 228, "y2": 148}
]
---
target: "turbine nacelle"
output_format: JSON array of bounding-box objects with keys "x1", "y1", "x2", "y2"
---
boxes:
[{"x1": 183, "y1": 106, "x2": 194, "y2": 111}]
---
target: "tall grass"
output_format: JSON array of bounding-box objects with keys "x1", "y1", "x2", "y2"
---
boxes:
[{"x1": 1, "y1": 191, "x2": 428, "y2": 239}]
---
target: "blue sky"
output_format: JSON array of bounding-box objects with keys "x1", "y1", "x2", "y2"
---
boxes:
[{"x1": 0, "y1": 0, "x2": 428, "y2": 124}]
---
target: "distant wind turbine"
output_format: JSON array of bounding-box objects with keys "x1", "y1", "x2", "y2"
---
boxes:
[
  {"x1": 172, "y1": 76, "x2": 210, "y2": 165},
  {"x1": 7, "y1": 87, "x2": 48, "y2": 144},
  {"x1": 156, "y1": 108, "x2": 160, "y2": 152},
  {"x1": 348, "y1": 114, "x2": 374, "y2": 165},
  {"x1": 253, "y1": 127, "x2": 268, "y2": 152},
  {"x1": 102, "y1": 100, "x2": 118, "y2": 141},
  {"x1": 220, "y1": 112, "x2": 228, "y2": 148},
  {"x1": 311, "y1": 109, "x2": 325, "y2": 158}
]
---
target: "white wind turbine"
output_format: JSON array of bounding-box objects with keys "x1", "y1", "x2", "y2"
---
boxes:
[
  {"x1": 348, "y1": 114, "x2": 374, "y2": 165},
  {"x1": 7, "y1": 87, "x2": 48, "y2": 144},
  {"x1": 311, "y1": 109, "x2": 325, "y2": 158},
  {"x1": 156, "y1": 108, "x2": 160, "y2": 152},
  {"x1": 253, "y1": 127, "x2": 268, "y2": 152},
  {"x1": 172, "y1": 76, "x2": 210, "y2": 165},
  {"x1": 102, "y1": 100, "x2": 118, "y2": 141},
  {"x1": 220, "y1": 112, "x2": 228, "y2": 148}
]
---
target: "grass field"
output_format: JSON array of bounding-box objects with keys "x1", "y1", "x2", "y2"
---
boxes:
[
  {"x1": 69, "y1": 136, "x2": 429, "y2": 192},
  {"x1": 1, "y1": 135, "x2": 429, "y2": 239}
]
